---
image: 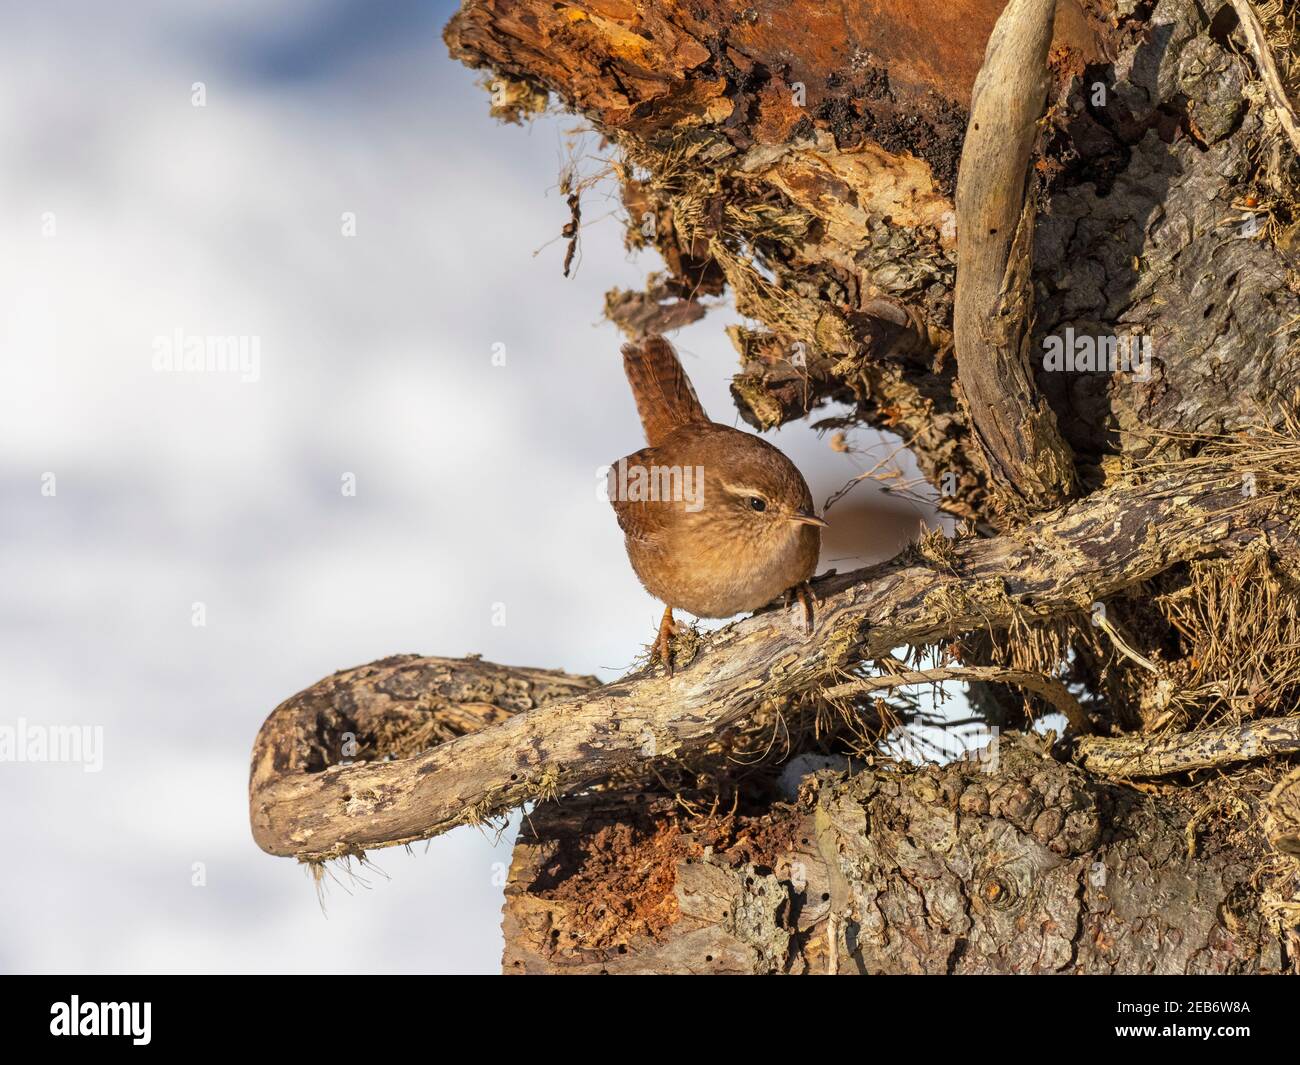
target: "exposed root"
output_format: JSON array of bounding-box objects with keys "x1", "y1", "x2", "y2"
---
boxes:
[{"x1": 1077, "y1": 716, "x2": 1300, "y2": 776}]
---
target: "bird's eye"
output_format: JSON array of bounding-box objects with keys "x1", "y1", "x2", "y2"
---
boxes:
[{"x1": 748, "y1": 497, "x2": 767, "y2": 512}]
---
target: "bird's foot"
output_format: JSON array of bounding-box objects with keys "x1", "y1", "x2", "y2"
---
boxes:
[
  {"x1": 650, "y1": 606, "x2": 678, "y2": 675},
  {"x1": 790, "y1": 581, "x2": 816, "y2": 637}
]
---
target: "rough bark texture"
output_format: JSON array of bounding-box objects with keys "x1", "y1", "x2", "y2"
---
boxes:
[
  {"x1": 447, "y1": 0, "x2": 1300, "y2": 506},
  {"x1": 246, "y1": 0, "x2": 1300, "y2": 975},
  {"x1": 250, "y1": 454, "x2": 1298, "y2": 858},
  {"x1": 249, "y1": 656, "x2": 599, "y2": 857},
  {"x1": 1078, "y1": 716, "x2": 1300, "y2": 776},
  {"x1": 1033, "y1": 0, "x2": 1300, "y2": 470},
  {"x1": 952, "y1": 0, "x2": 1078, "y2": 512},
  {"x1": 443, "y1": 0, "x2": 1300, "y2": 974},
  {"x1": 445, "y1": 1, "x2": 1119, "y2": 514},
  {"x1": 502, "y1": 735, "x2": 1283, "y2": 974}
]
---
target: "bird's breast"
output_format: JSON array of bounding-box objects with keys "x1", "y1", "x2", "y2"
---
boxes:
[{"x1": 627, "y1": 515, "x2": 818, "y2": 618}]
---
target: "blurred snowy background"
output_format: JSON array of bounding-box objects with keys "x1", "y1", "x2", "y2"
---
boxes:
[{"x1": 0, "y1": 0, "x2": 946, "y2": 973}]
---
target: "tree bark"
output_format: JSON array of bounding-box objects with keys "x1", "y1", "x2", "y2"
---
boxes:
[
  {"x1": 244, "y1": 0, "x2": 1300, "y2": 975},
  {"x1": 250, "y1": 454, "x2": 1298, "y2": 860},
  {"x1": 501, "y1": 735, "x2": 1286, "y2": 974},
  {"x1": 445, "y1": 0, "x2": 1300, "y2": 506},
  {"x1": 952, "y1": 0, "x2": 1078, "y2": 513}
]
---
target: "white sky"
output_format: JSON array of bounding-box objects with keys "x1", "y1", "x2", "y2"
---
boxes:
[{"x1": 0, "y1": 0, "x2": 947, "y2": 973}]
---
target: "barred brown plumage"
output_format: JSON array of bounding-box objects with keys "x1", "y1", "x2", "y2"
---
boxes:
[{"x1": 610, "y1": 334, "x2": 826, "y2": 672}]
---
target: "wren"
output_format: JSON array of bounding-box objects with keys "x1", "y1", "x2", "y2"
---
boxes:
[{"x1": 609, "y1": 335, "x2": 826, "y2": 672}]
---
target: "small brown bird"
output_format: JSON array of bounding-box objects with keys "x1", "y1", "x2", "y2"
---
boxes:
[{"x1": 609, "y1": 335, "x2": 826, "y2": 671}]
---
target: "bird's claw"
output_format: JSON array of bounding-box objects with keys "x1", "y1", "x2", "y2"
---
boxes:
[
  {"x1": 650, "y1": 607, "x2": 677, "y2": 675},
  {"x1": 791, "y1": 582, "x2": 816, "y2": 637}
]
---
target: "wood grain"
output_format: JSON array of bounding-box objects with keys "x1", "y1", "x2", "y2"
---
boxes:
[
  {"x1": 250, "y1": 457, "x2": 1297, "y2": 860},
  {"x1": 953, "y1": 0, "x2": 1076, "y2": 512}
]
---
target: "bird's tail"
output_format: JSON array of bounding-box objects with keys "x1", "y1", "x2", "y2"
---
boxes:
[{"x1": 621, "y1": 335, "x2": 708, "y2": 446}]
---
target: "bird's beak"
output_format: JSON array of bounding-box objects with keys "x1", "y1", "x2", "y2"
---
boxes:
[{"x1": 789, "y1": 509, "x2": 829, "y2": 528}]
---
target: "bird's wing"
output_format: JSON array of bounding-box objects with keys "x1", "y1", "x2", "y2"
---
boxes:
[
  {"x1": 621, "y1": 335, "x2": 709, "y2": 446},
  {"x1": 608, "y1": 446, "x2": 666, "y2": 546}
]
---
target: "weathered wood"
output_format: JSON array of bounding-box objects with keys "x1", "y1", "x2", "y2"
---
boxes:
[
  {"x1": 236, "y1": 1, "x2": 1300, "y2": 977},
  {"x1": 248, "y1": 656, "x2": 599, "y2": 856},
  {"x1": 250, "y1": 455, "x2": 1298, "y2": 861},
  {"x1": 421, "y1": 0, "x2": 1300, "y2": 976},
  {"x1": 952, "y1": 0, "x2": 1077, "y2": 511},
  {"x1": 448, "y1": 0, "x2": 1300, "y2": 514},
  {"x1": 1264, "y1": 766, "x2": 1300, "y2": 856},
  {"x1": 445, "y1": 2, "x2": 1118, "y2": 519},
  {"x1": 445, "y1": 0, "x2": 1086, "y2": 138},
  {"x1": 1077, "y1": 716, "x2": 1300, "y2": 777},
  {"x1": 502, "y1": 734, "x2": 1286, "y2": 974}
]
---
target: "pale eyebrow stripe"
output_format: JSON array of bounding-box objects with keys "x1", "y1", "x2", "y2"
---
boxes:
[{"x1": 720, "y1": 481, "x2": 767, "y2": 498}]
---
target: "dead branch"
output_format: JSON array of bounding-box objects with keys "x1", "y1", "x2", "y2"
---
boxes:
[
  {"x1": 953, "y1": 0, "x2": 1076, "y2": 511},
  {"x1": 246, "y1": 655, "x2": 601, "y2": 777},
  {"x1": 824, "y1": 665, "x2": 1090, "y2": 734},
  {"x1": 250, "y1": 455, "x2": 1297, "y2": 860},
  {"x1": 1077, "y1": 716, "x2": 1300, "y2": 777},
  {"x1": 1230, "y1": 0, "x2": 1300, "y2": 156}
]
